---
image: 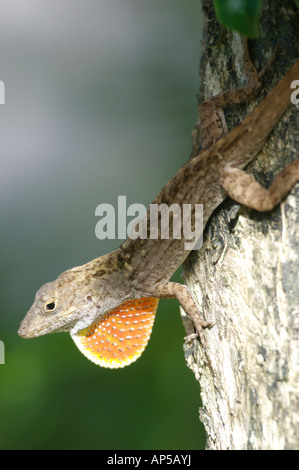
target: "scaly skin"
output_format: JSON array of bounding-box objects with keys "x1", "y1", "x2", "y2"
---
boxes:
[{"x1": 18, "y1": 57, "x2": 299, "y2": 368}]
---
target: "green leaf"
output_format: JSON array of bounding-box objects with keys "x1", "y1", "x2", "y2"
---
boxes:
[
  {"x1": 295, "y1": 0, "x2": 299, "y2": 9},
  {"x1": 213, "y1": 0, "x2": 263, "y2": 38}
]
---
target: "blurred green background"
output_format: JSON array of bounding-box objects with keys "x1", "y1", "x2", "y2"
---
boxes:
[{"x1": 0, "y1": 0, "x2": 206, "y2": 449}]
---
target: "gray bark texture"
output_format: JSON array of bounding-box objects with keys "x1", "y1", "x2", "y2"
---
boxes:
[{"x1": 181, "y1": 0, "x2": 299, "y2": 450}]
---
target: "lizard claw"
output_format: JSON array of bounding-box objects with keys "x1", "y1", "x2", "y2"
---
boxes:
[
  {"x1": 184, "y1": 332, "x2": 198, "y2": 342},
  {"x1": 184, "y1": 320, "x2": 214, "y2": 344}
]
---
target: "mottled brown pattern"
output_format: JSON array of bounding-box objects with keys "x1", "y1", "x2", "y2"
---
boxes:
[{"x1": 18, "y1": 56, "x2": 299, "y2": 353}]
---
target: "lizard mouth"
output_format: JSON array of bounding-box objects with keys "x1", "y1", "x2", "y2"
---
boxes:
[
  {"x1": 17, "y1": 326, "x2": 32, "y2": 338},
  {"x1": 17, "y1": 314, "x2": 39, "y2": 338},
  {"x1": 17, "y1": 320, "x2": 49, "y2": 339},
  {"x1": 17, "y1": 307, "x2": 77, "y2": 338}
]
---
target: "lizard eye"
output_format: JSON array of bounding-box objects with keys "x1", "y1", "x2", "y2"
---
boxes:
[{"x1": 44, "y1": 300, "x2": 57, "y2": 314}]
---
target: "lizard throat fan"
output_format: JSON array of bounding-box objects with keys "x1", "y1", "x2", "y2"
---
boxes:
[{"x1": 71, "y1": 297, "x2": 159, "y2": 368}]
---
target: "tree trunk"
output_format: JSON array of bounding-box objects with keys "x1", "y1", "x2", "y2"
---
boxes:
[{"x1": 181, "y1": 0, "x2": 299, "y2": 450}]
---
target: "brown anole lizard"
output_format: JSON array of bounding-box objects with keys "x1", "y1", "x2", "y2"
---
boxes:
[{"x1": 18, "y1": 51, "x2": 299, "y2": 368}]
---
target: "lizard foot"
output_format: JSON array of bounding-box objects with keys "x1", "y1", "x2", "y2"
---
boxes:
[{"x1": 184, "y1": 320, "x2": 214, "y2": 344}]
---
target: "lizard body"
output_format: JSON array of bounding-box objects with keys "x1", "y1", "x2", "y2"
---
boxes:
[{"x1": 18, "y1": 55, "x2": 299, "y2": 368}]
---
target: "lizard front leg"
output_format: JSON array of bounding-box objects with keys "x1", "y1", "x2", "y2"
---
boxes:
[
  {"x1": 219, "y1": 160, "x2": 299, "y2": 211},
  {"x1": 148, "y1": 281, "x2": 212, "y2": 343}
]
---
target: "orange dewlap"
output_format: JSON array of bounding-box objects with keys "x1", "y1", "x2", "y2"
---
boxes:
[{"x1": 71, "y1": 297, "x2": 159, "y2": 368}]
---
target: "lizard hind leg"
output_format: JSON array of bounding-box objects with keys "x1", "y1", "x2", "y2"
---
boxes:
[
  {"x1": 219, "y1": 160, "x2": 299, "y2": 212},
  {"x1": 71, "y1": 297, "x2": 159, "y2": 368},
  {"x1": 197, "y1": 39, "x2": 276, "y2": 153}
]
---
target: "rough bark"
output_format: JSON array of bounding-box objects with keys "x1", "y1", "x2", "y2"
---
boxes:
[{"x1": 181, "y1": 0, "x2": 299, "y2": 450}]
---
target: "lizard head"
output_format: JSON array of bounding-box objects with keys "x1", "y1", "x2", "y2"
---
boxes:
[
  {"x1": 18, "y1": 267, "x2": 100, "y2": 339},
  {"x1": 18, "y1": 251, "x2": 160, "y2": 368}
]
